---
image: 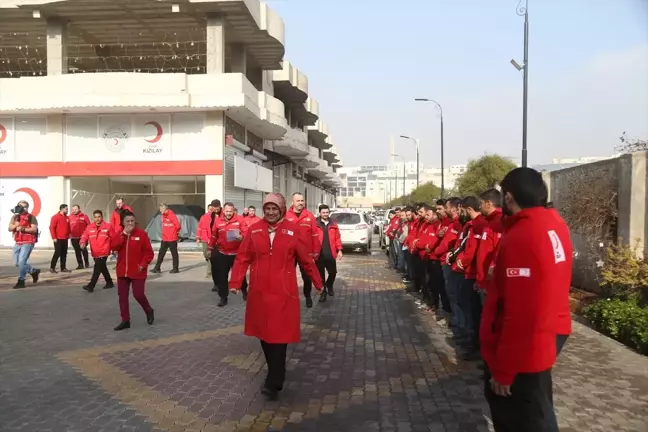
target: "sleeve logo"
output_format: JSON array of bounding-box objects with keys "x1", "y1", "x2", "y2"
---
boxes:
[
  {"x1": 507, "y1": 268, "x2": 531, "y2": 277},
  {"x1": 547, "y1": 230, "x2": 566, "y2": 263}
]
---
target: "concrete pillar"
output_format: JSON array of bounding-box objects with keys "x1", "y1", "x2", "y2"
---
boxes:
[
  {"x1": 261, "y1": 70, "x2": 274, "y2": 96},
  {"x1": 46, "y1": 19, "x2": 68, "y2": 75},
  {"x1": 617, "y1": 152, "x2": 647, "y2": 257},
  {"x1": 45, "y1": 176, "x2": 67, "y2": 248},
  {"x1": 204, "y1": 111, "x2": 225, "y2": 207},
  {"x1": 206, "y1": 14, "x2": 225, "y2": 74},
  {"x1": 46, "y1": 115, "x2": 65, "y2": 161},
  {"x1": 205, "y1": 175, "x2": 223, "y2": 209},
  {"x1": 230, "y1": 44, "x2": 247, "y2": 74}
]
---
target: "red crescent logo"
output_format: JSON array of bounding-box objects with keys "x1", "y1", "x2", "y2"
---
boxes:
[
  {"x1": 145, "y1": 121, "x2": 163, "y2": 144},
  {"x1": 14, "y1": 187, "x2": 42, "y2": 217},
  {"x1": 0, "y1": 124, "x2": 6, "y2": 145}
]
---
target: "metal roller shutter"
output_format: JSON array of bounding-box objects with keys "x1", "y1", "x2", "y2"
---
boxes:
[
  {"x1": 245, "y1": 190, "x2": 263, "y2": 209},
  {"x1": 223, "y1": 146, "x2": 245, "y2": 210}
]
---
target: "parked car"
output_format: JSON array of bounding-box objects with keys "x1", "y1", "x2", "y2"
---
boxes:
[{"x1": 330, "y1": 210, "x2": 373, "y2": 253}]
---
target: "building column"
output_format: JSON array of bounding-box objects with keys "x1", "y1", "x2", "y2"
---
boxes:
[
  {"x1": 45, "y1": 176, "x2": 67, "y2": 248},
  {"x1": 204, "y1": 111, "x2": 225, "y2": 206},
  {"x1": 46, "y1": 19, "x2": 68, "y2": 75},
  {"x1": 618, "y1": 152, "x2": 647, "y2": 257},
  {"x1": 231, "y1": 44, "x2": 247, "y2": 75},
  {"x1": 206, "y1": 14, "x2": 225, "y2": 74}
]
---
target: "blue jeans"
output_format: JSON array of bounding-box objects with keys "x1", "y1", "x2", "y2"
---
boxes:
[
  {"x1": 390, "y1": 239, "x2": 401, "y2": 269},
  {"x1": 443, "y1": 265, "x2": 465, "y2": 332},
  {"x1": 13, "y1": 243, "x2": 36, "y2": 281},
  {"x1": 459, "y1": 278, "x2": 477, "y2": 337},
  {"x1": 401, "y1": 248, "x2": 410, "y2": 276}
]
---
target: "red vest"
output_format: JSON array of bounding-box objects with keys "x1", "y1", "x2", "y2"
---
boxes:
[{"x1": 14, "y1": 213, "x2": 38, "y2": 245}]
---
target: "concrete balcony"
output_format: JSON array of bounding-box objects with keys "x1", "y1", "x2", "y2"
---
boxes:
[
  {"x1": 323, "y1": 144, "x2": 339, "y2": 163},
  {"x1": 307, "y1": 120, "x2": 331, "y2": 150},
  {"x1": 268, "y1": 127, "x2": 309, "y2": 157},
  {"x1": 294, "y1": 145, "x2": 319, "y2": 169},
  {"x1": 272, "y1": 62, "x2": 318, "y2": 127},
  {"x1": 308, "y1": 159, "x2": 330, "y2": 179},
  {"x1": 304, "y1": 97, "x2": 319, "y2": 122},
  {"x1": 0, "y1": 72, "x2": 287, "y2": 139}
]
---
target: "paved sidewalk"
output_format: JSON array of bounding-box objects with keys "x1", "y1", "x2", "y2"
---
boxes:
[{"x1": 0, "y1": 250, "x2": 647, "y2": 431}]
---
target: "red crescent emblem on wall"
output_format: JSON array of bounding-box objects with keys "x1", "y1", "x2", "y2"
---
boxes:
[
  {"x1": 0, "y1": 124, "x2": 6, "y2": 145},
  {"x1": 14, "y1": 187, "x2": 42, "y2": 217},
  {"x1": 145, "y1": 121, "x2": 163, "y2": 144}
]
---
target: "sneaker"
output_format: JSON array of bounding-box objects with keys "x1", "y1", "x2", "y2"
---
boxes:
[
  {"x1": 60, "y1": 268, "x2": 72, "y2": 273},
  {"x1": 82, "y1": 285, "x2": 94, "y2": 293},
  {"x1": 76, "y1": 265, "x2": 84, "y2": 270},
  {"x1": 169, "y1": 268, "x2": 179, "y2": 274},
  {"x1": 151, "y1": 268, "x2": 162, "y2": 274},
  {"x1": 31, "y1": 269, "x2": 40, "y2": 284},
  {"x1": 85, "y1": 263, "x2": 91, "y2": 269},
  {"x1": 103, "y1": 283, "x2": 115, "y2": 289},
  {"x1": 49, "y1": 268, "x2": 58, "y2": 274},
  {"x1": 218, "y1": 298, "x2": 228, "y2": 307},
  {"x1": 305, "y1": 297, "x2": 313, "y2": 308}
]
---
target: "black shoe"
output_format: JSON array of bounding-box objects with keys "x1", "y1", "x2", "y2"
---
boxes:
[
  {"x1": 83, "y1": 285, "x2": 94, "y2": 293},
  {"x1": 305, "y1": 297, "x2": 313, "y2": 308},
  {"x1": 169, "y1": 268, "x2": 179, "y2": 274},
  {"x1": 103, "y1": 283, "x2": 114, "y2": 289},
  {"x1": 60, "y1": 268, "x2": 72, "y2": 273},
  {"x1": 211, "y1": 286, "x2": 218, "y2": 292},
  {"x1": 31, "y1": 269, "x2": 40, "y2": 284},
  {"x1": 327, "y1": 286, "x2": 334, "y2": 296},
  {"x1": 218, "y1": 298, "x2": 228, "y2": 307},
  {"x1": 318, "y1": 292, "x2": 327, "y2": 303},
  {"x1": 114, "y1": 321, "x2": 131, "y2": 331},
  {"x1": 146, "y1": 309, "x2": 155, "y2": 325},
  {"x1": 49, "y1": 268, "x2": 58, "y2": 274},
  {"x1": 76, "y1": 265, "x2": 84, "y2": 270},
  {"x1": 151, "y1": 267, "x2": 161, "y2": 274},
  {"x1": 261, "y1": 386, "x2": 279, "y2": 401},
  {"x1": 12, "y1": 279, "x2": 26, "y2": 289},
  {"x1": 462, "y1": 350, "x2": 482, "y2": 362},
  {"x1": 85, "y1": 263, "x2": 90, "y2": 269}
]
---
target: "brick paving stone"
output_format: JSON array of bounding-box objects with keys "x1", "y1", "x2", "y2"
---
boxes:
[{"x1": 0, "y1": 249, "x2": 647, "y2": 431}]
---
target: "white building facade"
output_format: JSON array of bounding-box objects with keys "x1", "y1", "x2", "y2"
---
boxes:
[{"x1": 0, "y1": 0, "x2": 341, "y2": 247}]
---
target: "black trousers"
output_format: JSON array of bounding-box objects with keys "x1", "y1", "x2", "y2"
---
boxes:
[
  {"x1": 484, "y1": 367, "x2": 558, "y2": 432},
  {"x1": 213, "y1": 251, "x2": 247, "y2": 299},
  {"x1": 470, "y1": 287, "x2": 484, "y2": 350},
  {"x1": 424, "y1": 260, "x2": 451, "y2": 311},
  {"x1": 155, "y1": 240, "x2": 179, "y2": 269},
  {"x1": 50, "y1": 239, "x2": 69, "y2": 270},
  {"x1": 70, "y1": 238, "x2": 89, "y2": 267},
  {"x1": 316, "y1": 257, "x2": 337, "y2": 288},
  {"x1": 260, "y1": 341, "x2": 287, "y2": 391},
  {"x1": 295, "y1": 259, "x2": 313, "y2": 298},
  {"x1": 88, "y1": 256, "x2": 113, "y2": 288},
  {"x1": 410, "y1": 254, "x2": 424, "y2": 293}
]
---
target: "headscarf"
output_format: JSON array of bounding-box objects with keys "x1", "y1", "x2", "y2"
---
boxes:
[{"x1": 262, "y1": 193, "x2": 287, "y2": 226}]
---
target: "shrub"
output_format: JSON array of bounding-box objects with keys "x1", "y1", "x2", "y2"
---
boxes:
[
  {"x1": 600, "y1": 241, "x2": 648, "y2": 300},
  {"x1": 583, "y1": 298, "x2": 648, "y2": 355}
]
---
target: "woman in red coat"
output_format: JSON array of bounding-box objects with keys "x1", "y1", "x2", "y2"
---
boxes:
[
  {"x1": 229, "y1": 193, "x2": 324, "y2": 401},
  {"x1": 110, "y1": 210, "x2": 155, "y2": 331}
]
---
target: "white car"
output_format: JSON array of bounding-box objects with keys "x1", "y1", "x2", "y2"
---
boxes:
[{"x1": 330, "y1": 210, "x2": 373, "y2": 253}]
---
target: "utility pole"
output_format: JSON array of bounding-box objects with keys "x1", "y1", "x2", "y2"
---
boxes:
[
  {"x1": 414, "y1": 99, "x2": 445, "y2": 197},
  {"x1": 512, "y1": 0, "x2": 530, "y2": 167}
]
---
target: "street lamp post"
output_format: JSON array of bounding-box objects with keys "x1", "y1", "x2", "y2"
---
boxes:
[
  {"x1": 414, "y1": 98, "x2": 444, "y2": 197},
  {"x1": 511, "y1": 0, "x2": 529, "y2": 167},
  {"x1": 400, "y1": 135, "x2": 420, "y2": 188},
  {"x1": 392, "y1": 154, "x2": 406, "y2": 203}
]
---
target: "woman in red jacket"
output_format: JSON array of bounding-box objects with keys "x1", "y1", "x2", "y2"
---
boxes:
[
  {"x1": 229, "y1": 193, "x2": 324, "y2": 401},
  {"x1": 110, "y1": 210, "x2": 155, "y2": 331}
]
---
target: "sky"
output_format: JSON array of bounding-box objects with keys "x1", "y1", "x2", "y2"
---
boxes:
[{"x1": 266, "y1": 0, "x2": 648, "y2": 167}]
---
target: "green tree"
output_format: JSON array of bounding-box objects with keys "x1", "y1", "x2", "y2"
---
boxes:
[
  {"x1": 455, "y1": 154, "x2": 517, "y2": 196},
  {"x1": 385, "y1": 182, "x2": 441, "y2": 207}
]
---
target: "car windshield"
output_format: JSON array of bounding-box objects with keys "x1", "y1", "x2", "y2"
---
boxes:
[{"x1": 331, "y1": 213, "x2": 362, "y2": 225}]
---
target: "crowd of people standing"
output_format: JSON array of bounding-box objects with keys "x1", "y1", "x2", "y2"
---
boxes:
[{"x1": 384, "y1": 167, "x2": 573, "y2": 432}]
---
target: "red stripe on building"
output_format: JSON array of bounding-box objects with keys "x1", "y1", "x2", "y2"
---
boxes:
[{"x1": 0, "y1": 160, "x2": 223, "y2": 177}]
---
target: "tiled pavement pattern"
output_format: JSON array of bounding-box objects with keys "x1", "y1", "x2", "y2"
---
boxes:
[{"x1": 1, "y1": 249, "x2": 647, "y2": 431}]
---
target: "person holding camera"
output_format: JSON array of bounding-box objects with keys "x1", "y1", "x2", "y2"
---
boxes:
[
  {"x1": 8, "y1": 200, "x2": 42, "y2": 289},
  {"x1": 49, "y1": 204, "x2": 71, "y2": 273}
]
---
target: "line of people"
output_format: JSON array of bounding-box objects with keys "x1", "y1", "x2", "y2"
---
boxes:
[{"x1": 384, "y1": 167, "x2": 573, "y2": 432}]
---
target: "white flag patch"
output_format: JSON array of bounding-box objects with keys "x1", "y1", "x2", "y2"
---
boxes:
[{"x1": 548, "y1": 230, "x2": 566, "y2": 263}]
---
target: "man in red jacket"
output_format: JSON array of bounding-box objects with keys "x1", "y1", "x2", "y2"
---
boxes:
[
  {"x1": 208, "y1": 202, "x2": 249, "y2": 307},
  {"x1": 285, "y1": 192, "x2": 321, "y2": 308},
  {"x1": 480, "y1": 168, "x2": 572, "y2": 431},
  {"x1": 245, "y1": 205, "x2": 262, "y2": 227},
  {"x1": 197, "y1": 200, "x2": 221, "y2": 279},
  {"x1": 109, "y1": 197, "x2": 134, "y2": 261},
  {"x1": 80, "y1": 210, "x2": 114, "y2": 292},
  {"x1": 49, "y1": 204, "x2": 71, "y2": 273},
  {"x1": 69, "y1": 204, "x2": 90, "y2": 269},
  {"x1": 152, "y1": 203, "x2": 181, "y2": 274},
  {"x1": 456, "y1": 196, "x2": 489, "y2": 360},
  {"x1": 476, "y1": 189, "x2": 504, "y2": 294},
  {"x1": 314, "y1": 204, "x2": 343, "y2": 303}
]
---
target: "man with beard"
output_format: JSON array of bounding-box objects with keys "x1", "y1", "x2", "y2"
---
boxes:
[
  {"x1": 109, "y1": 197, "x2": 133, "y2": 261},
  {"x1": 480, "y1": 168, "x2": 572, "y2": 432},
  {"x1": 197, "y1": 200, "x2": 221, "y2": 279},
  {"x1": 285, "y1": 193, "x2": 321, "y2": 308},
  {"x1": 49, "y1": 204, "x2": 71, "y2": 273},
  {"x1": 314, "y1": 204, "x2": 343, "y2": 303}
]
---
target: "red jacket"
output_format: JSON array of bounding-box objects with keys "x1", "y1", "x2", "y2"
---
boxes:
[
  {"x1": 49, "y1": 213, "x2": 70, "y2": 240},
  {"x1": 476, "y1": 209, "x2": 504, "y2": 290},
  {"x1": 434, "y1": 217, "x2": 461, "y2": 265},
  {"x1": 110, "y1": 204, "x2": 133, "y2": 233},
  {"x1": 284, "y1": 207, "x2": 321, "y2": 257},
  {"x1": 413, "y1": 221, "x2": 432, "y2": 259},
  {"x1": 161, "y1": 209, "x2": 181, "y2": 242},
  {"x1": 480, "y1": 207, "x2": 573, "y2": 386},
  {"x1": 196, "y1": 212, "x2": 213, "y2": 243},
  {"x1": 245, "y1": 215, "x2": 262, "y2": 227},
  {"x1": 208, "y1": 214, "x2": 248, "y2": 255},
  {"x1": 547, "y1": 208, "x2": 573, "y2": 336},
  {"x1": 405, "y1": 218, "x2": 423, "y2": 251},
  {"x1": 229, "y1": 219, "x2": 323, "y2": 344},
  {"x1": 80, "y1": 221, "x2": 112, "y2": 258},
  {"x1": 385, "y1": 215, "x2": 401, "y2": 239},
  {"x1": 69, "y1": 212, "x2": 90, "y2": 238},
  {"x1": 110, "y1": 226, "x2": 155, "y2": 279},
  {"x1": 419, "y1": 220, "x2": 442, "y2": 260},
  {"x1": 315, "y1": 218, "x2": 343, "y2": 256},
  {"x1": 456, "y1": 214, "x2": 489, "y2": 279}
]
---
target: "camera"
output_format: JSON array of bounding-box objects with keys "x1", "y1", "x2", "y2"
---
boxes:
[{"x1": 11, "y1": 205, "x2": 26, "y2": 215}]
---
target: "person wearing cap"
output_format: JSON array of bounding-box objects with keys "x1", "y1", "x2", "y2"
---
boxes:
[
  {"x1": 229, "y1": 193, "x2": 324, "y2": 401},
  {"x1": 197, "y1": 200, "x2": 221, "y2": 279}
]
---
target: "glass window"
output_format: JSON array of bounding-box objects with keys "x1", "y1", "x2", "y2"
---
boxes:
[{"x1": 331, "y1": 213, "x2": 361, "y2": 225}]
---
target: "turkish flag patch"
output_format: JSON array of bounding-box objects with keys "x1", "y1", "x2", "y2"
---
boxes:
[{"x1": 506, "y1": 268, "x2": 531, "y2": 277}]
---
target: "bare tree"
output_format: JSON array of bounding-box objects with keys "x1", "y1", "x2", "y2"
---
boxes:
[{"x1": 616, "y1": 132, "x2": 648, "y2": 153}]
